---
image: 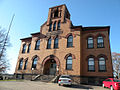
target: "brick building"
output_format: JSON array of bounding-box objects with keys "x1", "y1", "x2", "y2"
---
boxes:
[{"x1": 14, "y1": 4, "x2": 113, "y2": 84}]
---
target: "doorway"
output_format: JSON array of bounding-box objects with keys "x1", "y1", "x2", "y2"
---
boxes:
[{"x1": 43, "y1": 59, "x2": 56, "y2": 75}]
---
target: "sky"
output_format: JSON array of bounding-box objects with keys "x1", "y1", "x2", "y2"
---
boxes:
[{"x1": 0, "y1": 0, "x2": 120, "y2": 74}]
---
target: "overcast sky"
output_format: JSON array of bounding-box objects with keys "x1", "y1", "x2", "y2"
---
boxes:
[{"x1": 0, "y1": 0, "x2": 120, "y2": 74}]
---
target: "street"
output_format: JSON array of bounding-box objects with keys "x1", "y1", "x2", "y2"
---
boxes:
[{"x1": 0, "y1": 80, "x2": 108, "y2": 90}]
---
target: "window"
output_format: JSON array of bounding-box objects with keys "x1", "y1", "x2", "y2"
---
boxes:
[
  {"x1": 98, "y1": 57, "x2": 106, "y2": 71},
  {"x1": 53, "y1": 21, "x2": 56, "y2": 31},
  {"x1": 18, "y1": 59, "x2": 23, "y2": 70},
  {"x1": 27, "y1": 43, "x2": 31, "y2": 53},
  {"x1": 49, "y1": 23, "x2": 52, "y2": 32},
  {"x1": 88, "y1": 58, "x2": 95, "y2": 71},
  {"x1": 66, "y1": 56, "x2": 72, "y2": 70},
  {"x1": 88, "y1": 37, "x2": 94, "y2": 48},
  {"x1": 107, "y1": 79, "x2": 112, "y2": 82},
  {"x1": 54, "y1": 8, "x2": 58, "y2": 18},
  {"x1": 32, "y1": 56, "x2": 38, "y2": 69},
  {"x1": 47, "y1": 38, "x2": 51, "y2": 49},
  {"x1": 22, "y1": 44, "x2": 26, "y2": 53},
  {"x1": 67, "y1": 35, "x2": 73, "y2": 47},
  {"x1": 57, "y1": 21, "x2": 60, "y2": 30},
  {"x1": 35, "y1": 40, "x2": 40, "y2": 50},
  {"x1": 24, "y1": 59, "x2": 28, "y2": 70},
  {"x1": 54, "y1": 36, "x2": 59, "y2": 48},
  {"x1": 97, "y1": 36, "x2": 104, "y2": 48}
]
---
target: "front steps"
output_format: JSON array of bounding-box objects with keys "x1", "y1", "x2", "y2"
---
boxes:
[{"x1": 32, "y1": 75, "x2": 60, "y2": 83}]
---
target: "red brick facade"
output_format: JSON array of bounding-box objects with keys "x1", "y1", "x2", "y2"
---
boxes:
[{"x1": 14, "y1": 4, "x2": 113, "y2": 84}]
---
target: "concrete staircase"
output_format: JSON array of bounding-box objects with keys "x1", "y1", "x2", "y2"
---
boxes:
[{"x1": 32, "y1": 75, "x2": 60, "y2": 83}]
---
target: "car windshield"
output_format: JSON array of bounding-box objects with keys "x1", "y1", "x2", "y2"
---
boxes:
[
  {"x1": 113, "y1": 79, "x2": 120, "y2": 82},
  {"x1": 61, "y1": 76, "x2": 70, "y2": 78}
]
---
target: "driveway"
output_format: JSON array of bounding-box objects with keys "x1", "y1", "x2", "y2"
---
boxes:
[{"x1": 0, "y1": 80, "x2": 108, "y2": 90}]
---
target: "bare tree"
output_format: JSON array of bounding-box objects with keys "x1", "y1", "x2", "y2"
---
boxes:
[
  {"x1": 0, "y1": 27, "x2": 10, "y2": 73},
  {"x1": 112, "y1": 52, "x2": 120, "y2": 78}
]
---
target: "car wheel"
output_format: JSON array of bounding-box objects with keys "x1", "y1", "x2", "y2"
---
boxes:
[
  {"x1": 102, "y1": 84, "x2": 105, "y2": 88},
  {"x1": 110, "y1": 86, "x2": 113, "y2": 90},
  {"x1": 59, "y1": 84, "x2": 61, "y2": 86}
]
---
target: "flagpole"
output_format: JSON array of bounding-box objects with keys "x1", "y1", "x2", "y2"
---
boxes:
[{"x1": 0, "y1": 14, "x2": 15, "y2": 60}]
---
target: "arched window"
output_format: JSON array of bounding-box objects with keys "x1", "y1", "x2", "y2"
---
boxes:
[
  {"x1": 49, "y1": 23, "x2": 52, "y2": 32},
  {"x1": 97, "y1": 36, "x2": 104, "y2": 48},
  {"x1": 57, "y1": 21, "x2": 60, "y2": 30},
  {"x1": 27, "y1": 43, "x2": 31, "y2": 53},
  {"x1": 47, "y1": 38, "x2": 51, "y2": 49},
  {"x1": 88, "y1": 58, "x2": 95, "y2": 71},
  {"x1": 66, "y1": 56, "x2": 72, "y2": 70},
  {"x1": 24, "y1": 59, "x2": 28, "y2": 70},
  {"x1": 22, "y1": 44, "x2": 26, "y2": 53},
  {"x1": 98, "y1": 57, "x2": 106, "y2": 71},
  {"x1": 32, "y1": 56, "x2": 38, "y2": 69},
  {"x1": 18, "y1": 58, "x2": 23, "y2": 70},
  {"x1": 88, "y1": 37, "x2": 94, "y2": 48},
  {"x1": 67, "y1": 35, "x2": 73, "y2": 47},
  {"x1": 35, "y1": 40, "x2": 40, "y2": 50},
  {"x1": 54, "y1": 36, "x2": 59, "y2": 48},
  {"x1": 53, "y1": 21, "x2": 56, "y2": 31}
]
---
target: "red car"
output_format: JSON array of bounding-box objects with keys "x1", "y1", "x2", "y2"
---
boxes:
[{"x1": 102, "y1": 78, "x2": 120, "y2": 90}]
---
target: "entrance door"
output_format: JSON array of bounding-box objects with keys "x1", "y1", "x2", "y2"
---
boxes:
[
  {"x1": 43, "y1": 59, "x2": 57, "y2": 75},
  {"x1": 49, "y1": 63, "x2": 56, "y2": 75}
]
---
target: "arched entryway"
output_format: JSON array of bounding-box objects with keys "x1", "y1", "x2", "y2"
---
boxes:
[
  {"x1": 43, "y1": 59, "x2": 56, "y2": 75},
  {"x1": 42, "y1": 55, "x2": 60, "y2": 75}
]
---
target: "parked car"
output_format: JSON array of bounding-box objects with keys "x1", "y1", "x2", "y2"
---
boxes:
[
  {"x1": 102, "y1": 78, "x2": 120, "y2": 90},
  {"x1": 58, "y1": 75, "x2": 72, "y2": 86}
]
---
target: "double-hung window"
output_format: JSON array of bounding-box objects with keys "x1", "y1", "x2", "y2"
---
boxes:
[
  {"x1": 66, "y1": 56, "x2": 72, "y2": 70},
  {"x1": 67, "y1": 35, "x2": 73, "y2": 47},
  {"x1": 22, "y1": 44, "x2": 26, "y2": 53},
  {"x1": 32, "y1": 57, "x2": 38, "y2": 69},
  {"x1": 88, "y1": 37, "x2": 94, "y2": 48},
  {"x1": 97, "y1": 36, "x2": 104, "y2": 48},
  {"x1": 53, "y1": 22, "x2": 56, "y2": 31},
  {"x1": 54, "y1": 36, "x2": 59, "y2": 48},
  {"x1": 99, "y1": 57, "x2": 106, "y2": 71},
  {"x1": 35, "y1": 40, "x2": 40, "y2": 50},
  {"x1": 47, "y1": 38, "x2": 51, "y2": 49},
  {"x1": 18, "y1": 59, "x2": 23, "y2": 70},
  {"x1": 88, "y1": 58, "x2": 95, "y2": 71}
]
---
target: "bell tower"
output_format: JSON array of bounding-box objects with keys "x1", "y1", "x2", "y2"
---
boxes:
[{"x1": 47, "y1": 4, "x2": 70, "y2": 25}]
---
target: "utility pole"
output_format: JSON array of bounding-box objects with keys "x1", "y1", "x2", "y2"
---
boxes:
[{"x1": 0, "y1": 14, "x2": 15, "y2": 60}]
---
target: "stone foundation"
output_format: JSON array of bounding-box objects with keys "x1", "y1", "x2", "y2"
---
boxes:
[
  {"x1": 14, "y1": 73, "x2": 113, "y2": 85},
  {"x1": 70, "y1": 75, "x2": 113, "y2": 85},
  {"x1": 14, "y1": 73, "x2": 38, "y2": 80},
  {"x1": 80, "y1": 76, "x2": 113, "y2": 85}
]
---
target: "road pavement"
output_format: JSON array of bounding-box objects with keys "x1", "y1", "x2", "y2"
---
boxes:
[{"x1": 0, "y1": 80, "x2": 108, "y2": 90}]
